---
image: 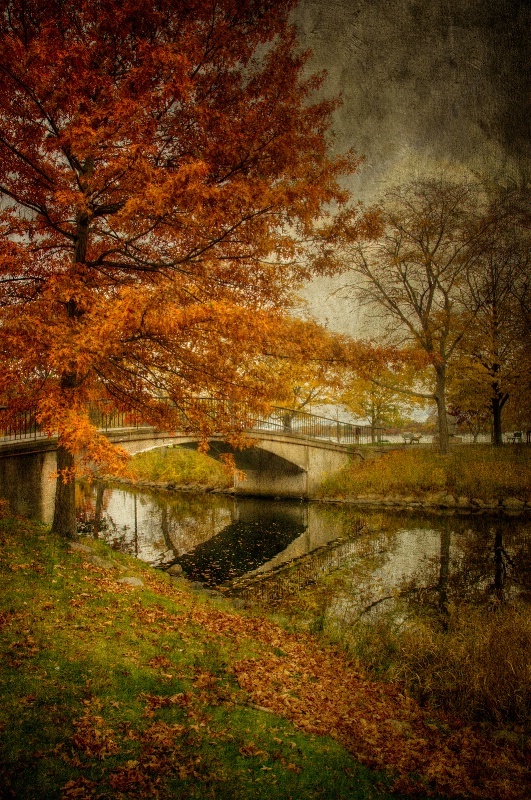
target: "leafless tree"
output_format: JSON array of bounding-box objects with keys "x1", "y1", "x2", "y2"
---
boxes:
[
  {"x1": 462, "y1": 186, "x2": 531, "y2": 444},
  {"x1": 341, "y1": 178, "x2": 487, "y2": 454}
]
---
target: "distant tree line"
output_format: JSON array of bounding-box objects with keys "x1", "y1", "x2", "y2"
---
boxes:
[{"x1": 337, "y1": 178, "x2": 531, "y2": 452}]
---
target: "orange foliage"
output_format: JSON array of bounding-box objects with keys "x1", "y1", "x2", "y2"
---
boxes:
[{"x1": 0, "y1": 0, "x2": 367, "y2": 530}]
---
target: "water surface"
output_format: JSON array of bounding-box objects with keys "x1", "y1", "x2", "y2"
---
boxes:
[{"x1": 77, "y1": 483, "x2": 531, "y2": 617}]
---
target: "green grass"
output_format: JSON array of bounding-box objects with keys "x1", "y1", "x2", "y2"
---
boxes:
[
  {"x1": 318, "y1": 445, "x2": 531, "y2": 502},
  {"x1": 129, "y1": 446, "x2": 232, "y2": 490},
  {"x1": 0, "y1": 516, "x2": 415, "y2": 800}
]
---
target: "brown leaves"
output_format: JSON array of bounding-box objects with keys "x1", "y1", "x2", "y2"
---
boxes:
[
  {"x1": 137, "y1": 692, "x2": 191, "y2": 711},
  {"x1": 233, "y1": 644, "x2": 531, "y2": 799},
  {"x1": 71, "y1": 714, "x2": 119, "y2": 760},
  {"x1": 108, "y1": 719, "x2": 204, "y2": 797},
  {"x1": 61, "y1": 777, "x2": 97, "y2": 799},
  {"x1": 151, "y1": 600, "x2": 531, "y2": 798},
  {"x1": 147, "y1": 655, "x2": 173, "y2": 671},
  {"x1": 239, "y1": 742, "x2": 268, "y2": 758},
  {"x1": 6, "y1": 634, "x2": 44, "y2": 667}
]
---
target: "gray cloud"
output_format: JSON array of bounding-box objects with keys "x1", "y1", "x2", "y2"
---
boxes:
[
  {"x1": 294, "y1": 0, "x2": 530, "y2": 331},
  {"x1": 295, "y1": 0, "x2": 530, "y2": 197}
]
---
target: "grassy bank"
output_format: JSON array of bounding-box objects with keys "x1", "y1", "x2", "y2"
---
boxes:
[
  {"x1": 2, "y1": 518, "x2": 531, "y2": 799},
  {"x1": 318, "y1": 445, "x2": 531, "y2": 503},
  {"x1": 129, "y1": 447, "x2": 232, "y2": 490},
  {"x1": 0, "y1": 518, "x2": 386, "y2": 800},
  {"x1": 271, "y1": 565, "x2": 531, "y2": 737}
]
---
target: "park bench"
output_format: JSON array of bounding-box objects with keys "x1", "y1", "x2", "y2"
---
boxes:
[
  {"x1": 402, "y1": 433, "x2": 422, "y2": 444},
  {"x1": 506, "y1": 431, "x2": 523, "y2": 444}
]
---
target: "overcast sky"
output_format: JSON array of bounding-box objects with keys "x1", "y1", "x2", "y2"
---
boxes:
[{"x1": 293, "y1": 0, "x2": 530, "y2": 333}]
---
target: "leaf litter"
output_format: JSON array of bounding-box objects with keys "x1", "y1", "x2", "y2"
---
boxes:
[
  {"x1": 186, "y1": 606, "x2": 531, "y2": 799},
  {"x1": 73, "y1": 557, "x2": 531, "y2": 798},
  {"x1": 3, "y1": 525, "x2": 531, "y2": 799}
]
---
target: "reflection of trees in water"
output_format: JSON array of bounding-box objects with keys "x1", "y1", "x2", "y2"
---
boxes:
[
  {"x1": 441, "y1": 521, "x2": 531, "y2": 607},
  {"x1": 76, "y1": 482, "x2": 113, "y2": 539},
  {"x1": 77, "y1": 482, "x2": 138, "y2": 554},
  {"x1": 437, "y1": 527, "x2": 451, "y2": 625},
  {"x1": 139, "y1": 490, "x2": 233, "y2": 557},
  {"x1": 76, "y1": 483, "x2": 234, "y2": 563},
  {"x1": 289, "y1": 511, "x2": 531, "y2": 628},
  {"x1": 393, "y1": 518, "x2": 531, "y2": 626},
  {"x1": 76, "y1": 483, "x2": 531, "y2": 616}
]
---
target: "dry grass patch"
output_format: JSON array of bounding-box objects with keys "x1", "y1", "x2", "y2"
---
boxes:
[
  {"x1": 319, "y1": 446, "x2": 531, "y2": 502},
  {"x1": 129, "y1": 447, "x2": 232, "y2": 489},
  {"x1": 390, "y1": 604, "x2": 531, "y2": 728}
]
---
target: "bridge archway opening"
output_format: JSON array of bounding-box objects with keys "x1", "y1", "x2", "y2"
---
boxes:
[{"x1": 126, "y1": 438, "x2": 308, "y2": 498}]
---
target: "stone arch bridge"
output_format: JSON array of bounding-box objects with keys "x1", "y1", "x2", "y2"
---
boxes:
[
  {"x1": 105, "y1": 426, "x2": 359, "y2": 498},
  {"x1": 0, "y1": 406, "x2": 385, "y2": 519}
]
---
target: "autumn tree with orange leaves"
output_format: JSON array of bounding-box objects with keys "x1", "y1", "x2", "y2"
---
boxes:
[{"x1": 0, "y1": 0, "x2": 363, "y2": 537}]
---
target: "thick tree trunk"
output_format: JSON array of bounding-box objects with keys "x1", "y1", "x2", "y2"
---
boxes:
[
  {"x1": 434, "y1": 364, "x2": 450, "y2": 455},
  {"x1": 50, "y1": 211, "x2": 90, "y2": 537},
  {"x1": 492, "y1": 396, "x2": 503, "y2": 447},
  {"x1": 51, "y1": 442, "x2": 77, "y2": 539},
  {"x1": 51, "y1": 370, "x2": 78, "y2": 538}
]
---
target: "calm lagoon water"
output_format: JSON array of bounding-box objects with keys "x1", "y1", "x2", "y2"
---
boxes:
[{"x1": 77, "y1": 483, "x2": 531, "y2": 617}]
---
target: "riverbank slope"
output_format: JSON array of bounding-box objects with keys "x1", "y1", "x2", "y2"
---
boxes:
[
  {"x1": 1, "y1": 516, "x2": 530, "y2": 800},
  {"x1": 317, "y1": 445, "x2": 531, "y2": 512}
]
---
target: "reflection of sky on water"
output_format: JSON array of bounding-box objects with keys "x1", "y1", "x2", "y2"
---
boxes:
[
  {"x1": 78, "y1": 485, "x2": 531, "y2": 606},
  {"x1": 82, "y1": 485, "x2": 233, "y2": 566},
  {"x1": 366, "y1": 528, "x2": 443, "y2": 589},
  {"x1": 329, "y1": 527, "x2": 444, "y2": 622},
  {"x1": 327, "y1": 518, "x2": 531, "y2": 623}
]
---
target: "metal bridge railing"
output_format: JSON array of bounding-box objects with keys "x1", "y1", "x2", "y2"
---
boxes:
[
  {"x1": 256, "y1": 407, "x2": 383, "y2": 445},
  {"x1": 0, "y1": 409, "x2": 42, "y2": 441},
  {"x1": 0, "y1": 400, "x2": 383, "y2": 447}
]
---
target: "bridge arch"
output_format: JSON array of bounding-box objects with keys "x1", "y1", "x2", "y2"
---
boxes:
[{"x1": 104, "y1": 428, "x2": 356, "y2": 498}]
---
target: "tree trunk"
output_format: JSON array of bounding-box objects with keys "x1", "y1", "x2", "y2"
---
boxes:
[
  {"x1": 50, "y1": 210, "x2": 90, "y2": 537},
  {"x1": 492, "y1": 395, "x2": 503, "y2": 447},
  {"x1": 282, "y1": 410, "x2": 295, "y2": 431},
  {"x1": 51, "y1": 442, "x2": 77, "y2": 539},
  {"x1": 434, "y1": 364, "x2": 450, "y2": 455},
  {"x1": 50, "y1": 366, "x2": 80, "y2": 537},
  {"x1": 491, "y1": 380, "x2": 508, "y2": 447}
]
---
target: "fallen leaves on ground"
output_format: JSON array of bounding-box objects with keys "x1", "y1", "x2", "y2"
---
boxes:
[
  {"x1": 184, "y1": 606, "x2": 531, "y2": 799},
  {"x1": 5, "y1": 531, "x2": 531, "y2": 800},
  {"x1": 71, "y1": 713, "x2": 119, "y2": 760}
]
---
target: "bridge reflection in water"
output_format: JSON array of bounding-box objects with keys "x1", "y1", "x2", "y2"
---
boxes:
[
  {"x1": 77, "y1": 482, "x2": 362, "y2": 585},
  {"x1": 78, "y1": 482, "x2": 531, "y2": 621}
]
